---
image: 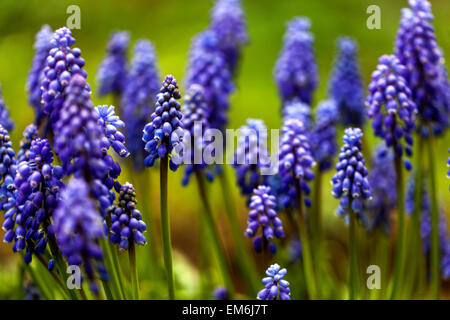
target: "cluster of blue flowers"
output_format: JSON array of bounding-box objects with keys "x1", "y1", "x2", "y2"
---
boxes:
[
  {"x1": 274, "y1": 17, "x2": 318, "y2": 105},
  {"x1": 17, "y1": 124, "x2": 39, "y2": 163},
  {"x1": 185, "y1": 31, "x2": 234, "y2": 131},
  {"x1": 278, "y1": 119, "x2": 315, "y2": 208},
  {"x1": 4, "y1": 139, "x2": 64, "y2": 265},
  {"x1": 181, "y1": 84, "x2": 216, "y2": 185},
  {"x1": 210, "y1": 0, "x2": 248, "y2": 73},
  {"x1": 311, "y1": 99, "x2": 339, "y2": 172},
  {"x1": 96, "y1": 31, "x2": 130, "y2": 97},
  {"x1": 395, "y1": 0, "x2": 450, "y2": 137},
  {"x1": 0, "y1": 85, "x2": 14, "y2": 131},
  {"x1": 367, "y1": 145, "x2": 397, "y2": 233},
  {"x1": 245, "y1": 185, "x2": 284, "y2": 253},
  {"x1": 234, "y1": 119, "x2": 270, "y2": 196},
  {"x1": 331, "y1": 128, "x2": 371, "y2": 222},
  {"x1": 257, "y1": 264, "x2": 290, "y2": 300},
  {"x1": 41, "y1": 27, "x2": 88, "y2": 125},
  {"x1": 110, "y1": 183, "x2": 147, "y2": 250},
  {"x1": 52, "y1": 178, "x2": 107, "y2": 293},
  {"x1": 142, "y1": 75, "x2": 184, "y2": 171},
  {"x1": 121, "y1": 40, "x2": 161, "y2": 170},
  {"x1": 366, "y1": 55, "x2": 417, "y2": 170},
  {"x1": 328, "y1": 37, "x2": 365, "y2": 127},
  {"x1": 26, "y1": 25, "x2": 53, "y2": 126},
  {"x1": 282, "y1": 99, "x2": 312, "y2": 128}
]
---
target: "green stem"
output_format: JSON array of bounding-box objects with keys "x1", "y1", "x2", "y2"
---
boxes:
[
  {"x1": 111, "y1": 246, "x2": 127, "y2": 299},
  {"x1": 295, "y1": 181, "x2": 317, "y2": 299},
  {"x1": 99, "y1": 238, "x2": 123, "y2": 300},
  {"x1": 218, "y1": 169, "x2": 260, "y2": 295},
  {"x1": 196, "y1": 170, "x2": 235, "y2": 299},
  {"x1": 348, "y1": 202, "x2": 357, "y2": 300},
  {"x1": 390, "y1": 154, "x2": 406, "y2": 299},
  {"x1": 160, "y1": 156, "x2": 175, "y2": 299},
  {"x1": 427, "y1": 132, "x2": 440, "y2": 299},
  {"x1": 129, "y1": 242, "x2": 140, "y2": 300}
]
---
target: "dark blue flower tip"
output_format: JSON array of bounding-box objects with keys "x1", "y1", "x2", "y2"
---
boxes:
[
  {"x1": 331, "y1": 128, "x2": 371, "y2": 220},
  {"x1": 95, "y1": 104, "x2": 129, "y2": 158},
  {"x1": 246, "y1": 185, "x2": 284, "y2": 253},
  {"x1": 0, "y1": 85, "x2": 14, "y2": 132},
  {"x1": 212, "y1": 286, "x2": 229, "y2": 300},
  {"x1": 96, "y1": 31, "x2": 129, "y2": 96},
  {"x1": 257, "y1": 263, "x2": 290, "y2": 300},
  {"x1": 274, "y1": 16, "x2": 318, "y2": 105},
  {"x1": 142, "y1": 75, "x2": 184, "y2": 171},
  {"x1": 17, "y1": 124, "x2": 39, "y2": 163},
  {"x1": 110, "y1": 182, "x2": 147, "y2": 250}
]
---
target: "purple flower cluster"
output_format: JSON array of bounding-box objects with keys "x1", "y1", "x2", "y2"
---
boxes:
[
  {"x1": 96, "y1": 31, "x2": 130, "y2": 97},
  {"x1": 110, "y1": 183, "x2": 147, "y2": 250},
  {"x1": 181, "y1": 84, "x2": 216, "y2": 185},
  {"x1": 142, "y1": 75, "x2": 184, "y2": 171},
  {"x1": 0, "y1": 126, "x2": 16, "y2": 212},
  {"x1": 4, "y1": 139, "x2": 64, "y2": 264},
  {"x1": 331, "y1": 128, "x2": 371, "y2": 221},
  {"x1": 26, "y1": 25, "x2": 53, "y2": 126},
  {"x1": 257, "y1": 264, "x2": 290, "y2": 300},
  {"x1": 185, "y1": 30, "x2": 234, "y2": 131},
  {"x1": 53, "y1": 178, "x2": 107, "y2": 293},
  {"x1": 0, "y1": 85, "x2": 14, "y2": 131},
  {"x1": 366, "y1": 55, "x2": 417, "y2": 170},
  {"x1": 274, "y1": 17, "x2": 318, "y2": 105},
  {"x1": 329, "y1": 37, "x2": 365, "y2": 127},
  {"x1": 395, "y1": 0, "x2": 450, "y2": 137},
  {"x1": 234, "y1": 119, "x2": 270, "y2": 195},
  {"x1": 367, "y1": 145, "x2": 396, "y2": 233},
  {"x1": 210, "y1": 0, "x2": 248, "y2": 73},
  {"x1": 41, "y1": 27, "x2": 88, "y2": 124},
  {"x1": 245, "y1": 185, "x2": 284, "y2": 253},
  {"x1": 53, "y1": 75, "x2": 111, "y2": 218},
  {"x1": 278, "y1": 119, "x2": 315, "y2": 208},
  {"x1": 122, "y1": 40, "x2": 161, "y2": 170},
  {"x1": 311, "y1": 99, "x2": 339, "y2": 172}
]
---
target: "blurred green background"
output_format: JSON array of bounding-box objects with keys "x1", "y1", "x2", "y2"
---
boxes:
[{"x1": 1, "y1": 0, "x2": 450, "y2": 298}]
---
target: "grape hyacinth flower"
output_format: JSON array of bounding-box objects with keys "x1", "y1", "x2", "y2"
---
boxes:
[
  {"x1": 245, "y1": 185, "x2": 284, "y2": 254},
  {"x1": 367, "y1": 145, "x2": 397, "y2": 233},
  {"x1": 142, "y1": 75, "x2": 184, "y2": 171},
  {"x1": 328, "y1": 37, "x2": 365, "y2": 127},
  {"x1": 278, "y1": 119, "x2": 315, "y2": 208},
  {"x1": 41, "y1": 27, "x2": 88, "y2": 125},
  {"x1": 257, "y1": 264, "x2": 290, "y2": 300},
  {"x1": 122, "y1": 40, "x2": 161, "y2": 170},
  {"x1": 185, "y1": 30, "x2": 234, "y2": 131},
  {"x1": 181, "y1": 84, "x2": 216, "y2": 185},
  {"x1": 0, "y1": 85, "x2": 14, "y2": 131},
  {"x1": 366, "y1": 54, "x2": 417, "y2": 170},
  {"x1": 210, "y1": 0, "x2": 248, "y2": 73},
  {"x1": 53, "y1": 75, "x2": 111, "y2": 218},
  {"x1": 282, "y1": 99, "x2": 312, "y2": 129},
  {"x1": 395, "y1": 0, "x2": 450, "y2": 137},
  {"x1": 331, "y1": 128, "x2": 371, "y2": 220},
  {"x1": 110, "y1": 183, "x2": 147, "y2": 250},
  {"x1": 234, "y1": 119, "x2": 270, "y2": 196},
  {"x1": 311, "y1": 99, "x2": 339, "y2": 172},
  {"x1": 53, "y1": 178, "x2": 107, "y2": 294},
  {"x1": 17, "y1": 124, "x2": 39, "y2": 163},
  {"x1": 278, "y1": 118, "x2": 317, "y2": 298},
  {"x1": 5, "y1": 139, "x2": 64, "y2": 265},
  {"x1": 274, "y1": 17, "x2": 318, "y2": 105},
  {"x1": 0, "y1": 125, "x2": 16, "y2": 210},
  {"x1": 96, "y1": 31, "x2": 130, "y2": 97},
  {"x1": 26, "y1": 25, "x2": 53, "y2": 126},
  {"x1": 331, "y1": 128, "x2": 370, "y2": 299}
]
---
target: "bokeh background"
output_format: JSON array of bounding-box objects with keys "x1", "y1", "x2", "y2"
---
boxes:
[{"x1": 1, "y1": 0, "x2": 450, "y2": 298}]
